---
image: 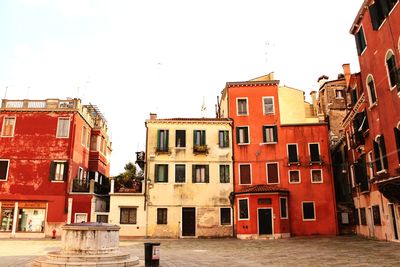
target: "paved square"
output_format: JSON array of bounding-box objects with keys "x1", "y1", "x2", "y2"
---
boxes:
[{"x1": 1, "y1": 236, "x2": 400, "y2": 266}]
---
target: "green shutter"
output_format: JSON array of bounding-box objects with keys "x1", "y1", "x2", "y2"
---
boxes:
[
  {"x1": 155, "y1": 165, "x2": 159, "y2": 182},
  {"x1": 157, "y1": 130, "x2": 161, "y2": 149},
  {"x1": 219, "y1": 165, "x2": 223, "y2": 183},
  {"x1": 395, "y1": 128, "x2": 400, "y2": 163},
  {"x1": 273, "y1": 126, "x2": 278, "y2": 142},
  {"x1": 193, "y1": 130, "x2": 197, "y2": 146},
  {"x1": 202, "y1": 131, "x2": 206, "y2": 145},
  {"x1": 205, "y1": 165, "x2": 209, "y2": 183},
  {"x1": 224, "y1": 131, "x2": 229, "y2": 147},
  {"x1": 373, "y1": 140, "x2": 381, "y2": 172},
  {"x1": 380, "y1": 135, "x2": 389, "y2": 170},
  {"x1": 192, "y1": 165, "x2": 196, "y2": 183},
  {"x1": 49, "y1": 162, "x2": 56, "y2": 181},
  {"x1": 63, "y1": 162, "x2": 69, "y2": 181},
  {"x1": 262, "y1": 126, "x2": 266, "y2": 143},
  {"x1": 165, "y1": 130, "x2": 169, "y2": 148},
  {"x1": 236, "y1": 128, "x2": 240, "y2": 144},
  {"x1": 245, "y1": 127, "x2": 249, "y2": 143},
  {"x1": 165, "y1": 165, "x2": 169, "y2": 182}
]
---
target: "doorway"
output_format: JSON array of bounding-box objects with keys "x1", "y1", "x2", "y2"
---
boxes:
[
  {"x1": 258, "y1": 208, "x2": 273, "y2": 235},
  {"x1": 182, "y1": 208, "x2": 196, "y2": 237},
  {"x1": 367, "y1": 207, "x2": 375, "y2": 238},
  {"x1": 389, "y1": 204, "x2": 399, "y2": 240}
]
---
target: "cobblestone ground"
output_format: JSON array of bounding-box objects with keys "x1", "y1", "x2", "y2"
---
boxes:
[{"x1": 1, "y1": 236, "x2": 400, "y2": 266}]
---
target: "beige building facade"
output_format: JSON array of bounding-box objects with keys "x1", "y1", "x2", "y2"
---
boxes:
[{"x1": 145, "y1": 116, "x2": 234, "y2": 238}]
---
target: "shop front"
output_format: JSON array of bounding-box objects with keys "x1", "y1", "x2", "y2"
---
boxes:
[{"x1": 0, "y1": 201, "x2": 47, "y2": 238}]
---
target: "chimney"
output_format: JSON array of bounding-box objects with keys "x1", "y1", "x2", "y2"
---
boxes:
[
  {"x1": 342, "y1": 63, "x2": 351, "y2": 87},
  {"x1": 150, "y1": 113, "x2": 157, "y2": 120},
  {"x1": 317, "y1": 75, "x2": 329, "y2": 89},
  {"x1": 310, "y1": 91, "x2": 318, "y2": 111}
]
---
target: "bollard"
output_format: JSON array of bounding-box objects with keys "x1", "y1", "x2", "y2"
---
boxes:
[
  {"x1": 52, "y1": 228, "x2": 56, "y2": 239},
  {"x1": 144, "y1": 242, "x2": 160, "y2": 267}
]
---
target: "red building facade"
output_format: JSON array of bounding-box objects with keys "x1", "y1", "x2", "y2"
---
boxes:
[
  {"x1": 220, "y1": 76, "x2": 338, "y2": 239},
  {"x1": 0, "y1": 98, "x2": 111, "y2": 237},
  {"x1": 348, "y1": 0, "x2": 400, "y2": 240}
]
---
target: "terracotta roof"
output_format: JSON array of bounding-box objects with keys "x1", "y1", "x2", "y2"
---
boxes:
[{"x1": 236, "y1": 185, "x2": 289, "y2": 194}]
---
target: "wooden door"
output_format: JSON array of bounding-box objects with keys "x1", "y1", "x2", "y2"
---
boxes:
[
  {"x1": 258, "y1": 209, "x2": 273, "y2": 235},
  {"x1": 182, "y1": 208, "x2": 196, "y2": 237}
]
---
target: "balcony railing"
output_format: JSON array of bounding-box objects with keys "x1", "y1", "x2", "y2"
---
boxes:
[
  {"x1": 112, "y1": 179, "x2": 143, "y2": 194},
  {"x1": 193, "y1": 145, "x2": 208, "y2": 154},
  {"x1": 1, "y1": 99, "x2": 77, "y2": 110},
  {"x1": 94, "y1": 180, "x2": 110, "y2": 195},
  {"x1": 72, "y1": 179, "x2": 90, "y2": 193}
]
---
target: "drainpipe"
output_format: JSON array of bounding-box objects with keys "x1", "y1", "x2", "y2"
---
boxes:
[
  {"x1": 66, "y1": 112, "x2": 77, "y2": 222},
  {"x1": 145, "y1": 121, "x2": 149, "y2": 238}
]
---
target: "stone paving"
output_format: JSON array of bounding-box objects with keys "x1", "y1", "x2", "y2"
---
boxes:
[{"x1": 1, "y1": 236, "x2": 400, "y2": 266}]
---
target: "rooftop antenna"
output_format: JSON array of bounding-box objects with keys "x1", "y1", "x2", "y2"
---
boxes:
[{"x1": 201, "y1": 96, "x2": 207, "y2": 118}]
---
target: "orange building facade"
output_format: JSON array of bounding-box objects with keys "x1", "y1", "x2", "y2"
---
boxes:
[{"x1": 220, "y1": 76, "x2": 338, "y2": 239}]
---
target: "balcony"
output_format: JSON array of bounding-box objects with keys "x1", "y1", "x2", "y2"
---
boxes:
[
  {"x1": 94, "y1": 180, "x2": 110, "y2": 195},
  {"x1": 193, "y1": 145, "x2": 208, "y2": 155},
  {"x1": 111, "y1": 179, "x2": 143, "y2": 194},
  {"x1": 72, "y1": 179, "x2": 90, "y2": 193}
]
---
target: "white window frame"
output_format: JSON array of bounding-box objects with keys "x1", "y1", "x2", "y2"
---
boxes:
[
  {"x1": 74, "y1": 213, "x2": 88, "y2": 223},
  {"x1": 366, "y1": 75, "x2": 378, "y2": 107},
  {"x1": 220, "y1": 207, "x2": 232, "y2": 226},
  {"x1": 238, "y1": 163, "x2": 252, "y2": 185},
  {"x1": 266, "y1": 162, "x2": 280, "y2": 184},
  {"x1": 308, "y1": 142, "x2": 321, "y2": 162},
  {"x1": 302, "y1": 201, "x2": 316, "y2": 221},
  {"x1": 1, "y1": 116, "x2": 16, "y2": 137},
  {"x1": 310, "y1": 169, "x2": 323, "y2": 184},
  {"x1": 262, "y1": 96, "x2": 275, "y2": 115},
  {"x1": 0, "y1": 159, "x2": 10, "y2": 181},
  {"x1": 385, "y1": 49, "x2": 397, "y2": 90},
  {"x1": 237, "y1": 126, "x2": 250, "y2": 145},
  {"x1": 238, "y1": 198, "x2": 250, "y2": 221},
  {"x1": 279, "y1": 197, "x2": 288, "y2": 219},
  {"x1": 236, "y1": 97, "x2": 249, "y2": 116},
  {"x1": 288, "y1": 169, "x2": 301, "y2": 184},
  {"x1": 56, "y1": 117, "x2": 70, "y2": 138},
  {"x1": 174, "y1": 163, "x2": 186, "y2": 184}
]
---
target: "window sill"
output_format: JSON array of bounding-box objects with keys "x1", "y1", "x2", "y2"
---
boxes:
[
  {"x1": 368, "y1": 102, "x2": 378, "y2": 110},
  {"x1": 51, "y1": 180, "x2": 65, "y2": 183},
  {"x1": 311, "y1": 181, "x2": 323, "y2": 184},
  {"x1": 288, "y1": 162, "x2": 301, "y2": 166},
  {"x1": 302, "y1": 219, "x2": 316, "y2": 222},
  {"x1": 0, "y1": 179, "x2": 8, "y2": 182},
  {"x1": 0, "y1": 135, "x2": 14, "y2": 138},
  {"x1": 175, "y1": 147, "x2": 186, "y2": 150},
  {"x1": 377, "y1": 169, "x2": 388, "y2": 175},
  {"x1": 260, "y1": 142, "x2": 277, "y2": 145},
  {"x1": 193, "y1": 182, "x2": 209, "y2": 184},
  {"x1": 289, "y1": 181, "x2": 301, "y2": 184},
  {"x1": 237, "y1": 114, "x2": 249, "y2": 116},
  {"x1": 238, "y1": 143, "x2": 250, "y2": 146}
]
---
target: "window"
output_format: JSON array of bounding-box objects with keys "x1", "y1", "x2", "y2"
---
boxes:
[
  {"x1": 289, "y1": 170, "x2": 300, "y2": 184},
  {"x1": 239, "y1": 164, "x2": 251, "y2": 184},
  {"x1": 74, "y1": 213, "x2": 87, "y2": 223},
  {"x1": 266, "y1": 163, "x2": 279, "y2": 184},
  {"x1": 77, "y1": 167, "x2": 84, "y2": 181},
  {"x1": 17, "y1": 209, "x2": 46, "y2": 232},
  {"x1": 157, "y1": 208, "x2": 167, "y2": 224},
  {"x1": 238, "y1": 199, "x2": 249, "y2": 220},
  {"x1": 1, "y1": 208, "x2": 14, "y2": 231},
  {"x1": 120, "y1": 208, "x2": 137, "y2": 224},
  {"x1": 219, "y1": 130, "x2": 229, "y2": 148},
  {"x1": 219, "y1": 165, "x2": 230, "y2": 183},
  {"x1": 0, "y1": 160, "x2": 10, "y2": 181},
  {"x1": 90, "y1": 135, "x2": 98, "y2": 151},
  {"x1": 354, "y1": 208, "x2": 360, "y2": 225},
  {"x1": 355, "y1": 26, "x2": 367, "y2": 55},
  {"x1": 372, "y1": 205, "x2": 381, "y2": 225},
  {"x1": 157, "y1": 130, "x2": 169, "y2": 152},
  {"x1": 155, "y1": 164, "x2": 168, "y2": 183},
  {"x1": 56, "y1": 118, "x2": 70, "y2": 138},
  {"x1": 373, "y1": 135, "x2": 388, "y2": 173},
  {"x1": 262, "y1": 125, "x2": 278, "y2": 143},
  {"x1": 1, "y1": 117, "x2": 16, "y2": 137},
  {"x1": 193, "y1": 130, "x2": 206, "y2": 146},
  {"x1": 220, "y1": 208, "x2": 231, "y2": 225},
  {"x1": 236, "y1": 126, "x2": 249, "y2": 144},
  {"x1": 335, "y1": 89, "x2": 344, "y2": 98},
  {"x1": 351, "y1": 88, "x2": 358, "y2": 105},
  {"x1": 175, "y1": 164, "x2": 185, "y2": 183},
  {"x1": 237, "y1": 98, "x2": 248, "y2": 115},
  {"x1": 302, "y1": 202, "x2": 315, "y2": 221},
  {"x1": 175, "y1": 130, "x2": 186, "y2": 148},
  {"x1": 360, "y1": 207, "x2": 367, "y2": 225},
  {"x1": 287, "y1": 144, "x2": 298, "y2": 163},
  {"x1": 386, "y1": 50, "x2": 399, "y2": 89},
  {"x1": 81, "y1": 126, "x2": 87, "y2": 147},
  {"x1": 309, "y1": 143, "x2": 321, "y2": 162},
  {"x1": 369, "y1": 0, "x2": 398, "y2": 30},
  {"x1": 311, "y1": 169, "x2": 323, "y2": 183},
  {"x1": 367, "y1": 75, "x2": 377, "y2": 105},
  {"x1": 49, "y1": 161, "x2": 68, "y2": 181},
  {"x1": 192, "y1": 165, "x2": 209, "y2": 183},
  {"x1": 280, "y1": 197, "x2": 288, "y2": 219},
  {"x1": 263, "y1": 97, "x2": 274, "y2": 114},
  {"x1": 395, "y1": 126, "x2": 400, "y2": 163},
  {"x1": 367, "y1": 151, "x2": 374, "y2": 179}
]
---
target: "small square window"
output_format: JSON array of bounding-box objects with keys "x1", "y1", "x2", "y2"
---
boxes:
[
  {"x1": 236, "y1": 126, "x2": 249, "y2": 144},
  {"x1": 120, "y1": 208, "x2": 137, "y2": 224},
  {"x1": 311, "y1": 169, "x2": 323, "y2": 183},
  {"x1": 289, "y1": 170, "x2": 300, "y2": 183},
  {"x1": 220, "y1": 208, "x2": 231, "y2": 225}
]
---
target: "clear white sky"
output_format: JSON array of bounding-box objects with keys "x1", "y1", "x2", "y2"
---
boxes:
[{"x1": 0, "y1": 0, "x2": 364, "y2": 176}]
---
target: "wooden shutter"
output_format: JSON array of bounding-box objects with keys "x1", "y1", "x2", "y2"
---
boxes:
[
  {"x1": 369, "y1": 3, "x2": 380, "y2": 30},
  {"x1": 155, "y1": 165, "x2": 159, "y2": 182},
  {"x1": 244, "y1": 127, "x2": 249, "y2": 143},
  {"x1": 193, "y1": 130, "x2": 197, "y2": 146},
  {"x1": 49, "y1": 162, "x2": 56, "y2": 181},
  {"x1": 201, "y1": 131, "x2": 206, "y2": 146},
  {"x1": 164, "y1": 165, "x2": 168, "y2": 182},
  {"x1": 262, "y1": 126, "x2": 266, "y2": 143},
  {"x1": 373, "y1": 140, "x2": 381, "y2": 172},
  {"x1": 380, "y1": 135, "x2": 389, "y2": 170},
  {"x1": 192, "y1": 165, "x2": 196, "y2": 183},
  {"x1": 165, "y1": 130, "x2": 169, "y2": 148},
  {"x1": 236, "y1": 128, "x2": 240, "y2": 143},
  {"x1": 273, "y1": 126, "x2": 278, "y2": 142},
  {"x1": 205, "y1": 165, "x2": 209, "y2": 183},
  {"x1": 63, "y1": 162, "x2": 69, "y2": 181}
]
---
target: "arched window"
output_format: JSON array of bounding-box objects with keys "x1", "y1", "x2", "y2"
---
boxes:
[
  {"x1": 366, "y1": 75, "x2": 377, "y2": 106},
  {"x1": 395, "y1": 122, "x2": 400, "y2": 164},
  {"x1": 385, "y1": 50, "x2": 398, "y2": 89},
  {"x1": 373, "y1": 135, "x2": 388, "y2": 174}
]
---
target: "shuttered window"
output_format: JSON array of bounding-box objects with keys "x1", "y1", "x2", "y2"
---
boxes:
[
  {"x1": 157, "y1": 208, "x2": 167, "y2": 224},
  {"x1": 157, "y1": 130, "x2": 169, "y2": 152},
  {"x1": 49, "y1": 161, "x2": 68, "y2": 181},
  {"x1": 374, "y1": 135, "x2": 388, "y2": 173},
  {"x1": 288, "y1": 144, "x2": 298, "y2": 163},
  {"x1": 360, "y1": 208, "x2": 367, "y2": 225},
  {"x1": 266, "y1": 163, "x2": 279, "y2": 184},
  {"x1": 355, "y1": 26, "x2": 366, "y2": 55},
  {"x1": 219, "y1": 130, "x2": 229, "y2": 148},
  {"x1": 219, "y1": 165, "x2": 230, "y2": 183},
  {"x1": 192, "y1": 165, "x2": 209, "y2": 183},
  {"x1": 263, "y1": 125, "x2": 278, "y2": 143},
  {"x1": 236, "y1": 127, "x2": 249, "y2": 144},
  {"x1": 369, "y1": 0, "x2": 398, "y2": 30},
  {"x1": 155, "y1": 164, "x2": 168, "y2": 183},
  {"x1": 372, "y1": 205, "x2": 381, "y2": 225},
  {"x1": 239, "y1": 164, "x2": 251, "y2": 184},
  {"x1": 120, "y1": 208, "x2": 137, "y2": 224},
  {"x1": 367, "y1": 76, "x2": 377, "y2": 105},
  {"x1": 193, "y1": 130, "x2": 206, "y2": 146}
]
